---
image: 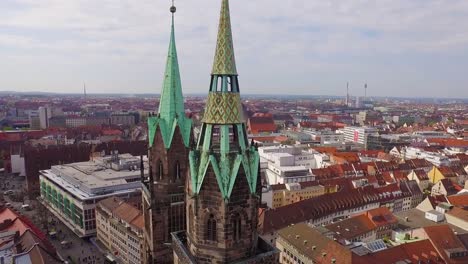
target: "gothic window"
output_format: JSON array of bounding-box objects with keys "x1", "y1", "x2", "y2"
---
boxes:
[
  {"x1": 159, "y1": 161, "x2": 163, "y2": 180},
  {"x1": 232, "y1": 214, "x2": 241, "y2": 241},
  {"x1": 206, "y1": 214, "x2": 217, "y2": 241},
  {"x1": 175, "y1": 161, "x2": 181, "y2": 180}
]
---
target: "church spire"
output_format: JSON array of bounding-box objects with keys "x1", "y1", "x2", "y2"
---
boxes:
[
  {"x1": 148, "y1": 1, "x2": 192, "y2": 149},
  {"x1": 212, "y1": 0, "x2": 237, "y2": 75},
  {"x1": 190, "y1": 0, "x2": 258, "y2": 200},
  {"x1": 158, "y1": 1, "x2": 184, "y2": 122}
]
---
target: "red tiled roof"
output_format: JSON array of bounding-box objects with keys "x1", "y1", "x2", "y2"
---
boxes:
[
  {"x1": 270, "y1": 184, "x2": 286, "y2": 191},
  {"x1": 259, "y1": 186, "x2": 388, "y2": 234},
  {"x1": 332, "y1": 152, "x2": 360, "y2": 163},
  {"x1": 447, "y1": 194, "x2": 468, "y2": 208},
  {"x1": 427, "y1": 195, "x2": 449, "y2": 209},
  {"x1": 381, "y1": 172, "x2": 395, "y2": 183},
  {"x1": 102, "y1": 129, "x2": 122, "y2": 136},
  {"x1": 423, "y1": 225, "x2": 468, "y2": 264},
  {"x1": 413, "y1": 169, "x2": 429, "y2": 181},
  {"x1": 355, "y1": 239, "x2": 444, "y2": 264},
  {"x1": 248, "y1": 114, "x2": 277, "y2": 134},
  {"x1": 312, "y1": 146, "x2": 338, "y2": 154},
  {"x1": 408, "y1": 158, "x2": 432, "y2": 169},
  {"x1": 437, "y1": 166, "x2": 458, "y2": 178}
]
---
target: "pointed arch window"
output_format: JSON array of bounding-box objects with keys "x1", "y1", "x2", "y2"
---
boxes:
[
  {"x1": 232, "y1": 214, "x2": 241, "y2": 241},
  {"x1": 206, "y1": 214, "x2": 217, "y2": 241},
  {"x1": 159, "y1": 161, "x2": 163, "y2": 180},
  {"x1": 175, "y1": 161, "x2": 181, "y2": 180}
]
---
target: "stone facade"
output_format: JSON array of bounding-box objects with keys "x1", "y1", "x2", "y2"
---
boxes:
[
  {"x1": 142, "y1": 126, "x2": 189, "y2": 264},
  {"x1": 186, "y1": 165, "x2": 261, "y2": 263},
  {"x1": 172, "y1": 231, "x2": 279, "y2": 264}
]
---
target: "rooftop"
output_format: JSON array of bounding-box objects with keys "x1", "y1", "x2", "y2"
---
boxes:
[
  {"x1": 277, "y1": 223, "x2": 352, "y2": 263},
  {"x1": 394, "y1": 209, "x2": 467, "y2": 235},
  {"x1": 41, "y1": 153, "x2": 147, "y2": 200}
]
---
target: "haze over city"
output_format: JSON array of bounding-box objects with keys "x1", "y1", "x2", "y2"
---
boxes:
[
  {"x1": 1, "y1": 0, "x2": 468, "y2": 264},
  {"x1": 1, "y1": 0, "x2": 468, "y2": 98}
]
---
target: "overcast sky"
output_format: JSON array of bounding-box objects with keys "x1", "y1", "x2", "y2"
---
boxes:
[{"x1": 1, "y1": 0, "x2": 468, "y2": 98}]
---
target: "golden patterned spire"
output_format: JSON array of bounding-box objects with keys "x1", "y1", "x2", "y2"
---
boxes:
[{"x1": 211, "y1": 0, "x2": 237, "y2": 75}]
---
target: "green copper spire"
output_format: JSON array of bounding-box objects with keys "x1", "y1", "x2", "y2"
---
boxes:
[
  {"x1": 211, "y1": 0, "x2": 237, "y2": 75},
  {"x1": 148, "y1": 3, "x2": 192, "y2": 149},
  {"x1": 159, "y1": 5, "x2": 184, "y2": 121}
]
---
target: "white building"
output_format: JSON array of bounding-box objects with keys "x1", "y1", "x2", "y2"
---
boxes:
[
  {"x1": 259, "y1": 145, "x2": 316, "y2": 185},
  {"x1": 39, "y1": 153, "x2": 146, "y2": 237},
  {"x1": 342, "y1": 126, "x2": 379, "y2": 148},
  {"x1": 402, "y1": 147, "x2": 450, "y2": 166},
  {"x1": 425, "y1": 210, "x2": 445, "y2": 222}
]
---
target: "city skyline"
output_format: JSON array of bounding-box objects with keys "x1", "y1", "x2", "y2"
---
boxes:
[{"x1": 1, "y1": 0, "x2": 468, "y2": 98}]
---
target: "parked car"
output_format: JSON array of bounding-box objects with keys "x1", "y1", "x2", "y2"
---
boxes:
[
  {"x1": 60, "y1": 240, "x2": 72, "y2": 249},
  {"x1": 3, "y1": 190, "x2": 14, "y2": 195}
]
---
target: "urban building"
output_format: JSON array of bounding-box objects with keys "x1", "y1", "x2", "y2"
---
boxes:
[
  {"x1": 247, "y1": 113, "x2": 277, "y2": 135},
  {"x1": 262, "y1": 181, "x2": 337, "y2": 209},
  {"x1": 276, "y1": 223, "x2": 354, "y2": 264},
  {"x1": 96, "y1": 196, "x2": 144, "y2": 264},
  {"x1": 172, "y1": 1, "x2": 279, "y2": 263},
  {"x1": 110, "y1": 112, "x2": 136, "y2": 126},
  {"x1": 39, "y1": 153, "x2": 145, "y2": 237},
  {"x1": 259, "y1": 182, "x2": 421, "y2": 245},
  {"x1": 141, "y1": 4, "x2": 193, "y2": 264},
  {"x1": 407, "y1": 169, "x2": 431, "y2": 191},
  {"x1": 24, "y1": 141, "x2": 147, "y2": 195},
  {"x1": 342, "y1": 126, "x2": 379, "y2": 148},
  {"x1": 0, "y1": 206, "x2": 63, "y2": 264},
  {"x1": 321, "y1": 207, "x2": 398, "y2": 244},
  {"x1": 28, "y1": 110, "x2": 40, "y2": 130},
  {"x1": 65, "y1": 116, "x2": 110, "y2": 128},
  {"x1": 429, "y1": 165, "x2": 467, "y2": 185},
  {"x1": 403, "y1": 147, "x2": 451, "y2": 166},
  {"x1": 260, "y1": 145, "x2": 317, "y2": 184}
]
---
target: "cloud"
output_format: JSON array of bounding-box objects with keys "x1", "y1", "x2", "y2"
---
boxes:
[{"x1": 0, "y1": 0, "x2": 467, "y2": 97}]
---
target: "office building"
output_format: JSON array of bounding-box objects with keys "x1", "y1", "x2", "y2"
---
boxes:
[{"x1": 39, "y1": 153, "x2": 145, "y2": 237}]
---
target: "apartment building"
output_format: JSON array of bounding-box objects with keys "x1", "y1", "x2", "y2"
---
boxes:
[
  {"x1": 96, "y1": 196, "x2": 144, "y2": 264},
  {"x1": 263, "y1": 181, "x2": 338, "y2": 209}
]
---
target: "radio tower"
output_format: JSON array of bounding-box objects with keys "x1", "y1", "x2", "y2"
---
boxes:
[
  {"x1": 83, "y1": 82, "x2": 87, "y2": 101},
  {"x1": 346, "y1": 82, "x2": 350, "y2": 107},
  {"x1": 365, "y1": 83, "x2": 367, "y2": 99}
]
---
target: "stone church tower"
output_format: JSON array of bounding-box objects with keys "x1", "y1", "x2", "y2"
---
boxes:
[
  {"x1": 172, "y1": 0, "x2": 278, "y2": 263},
  {"x1": 141, "y1": 3, "x2": 192, "y2": 263}
]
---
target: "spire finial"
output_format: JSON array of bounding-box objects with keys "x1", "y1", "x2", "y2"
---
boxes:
[{"x1": 170, "y1": 0, "x2": 176, "y2": 14}]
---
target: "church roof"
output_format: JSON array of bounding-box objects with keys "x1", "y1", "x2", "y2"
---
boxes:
[
  {"x1": 148, "y1": 4, "x2": 191, "y2": 149},
  {"x1": 189, "y1": 0, "x2": 258, "y2": 199},
  {"x1": 211, "y1": 0, "x2": 237, "y2": 75}
]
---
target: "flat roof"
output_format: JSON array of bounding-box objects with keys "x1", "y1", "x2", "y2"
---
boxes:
[
  {"x1": 394, "y1": 209, "x2": 467, "y2": 235},
  {"x1": 40, "y1": 154, "x2": 147, "y2": 201}
]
